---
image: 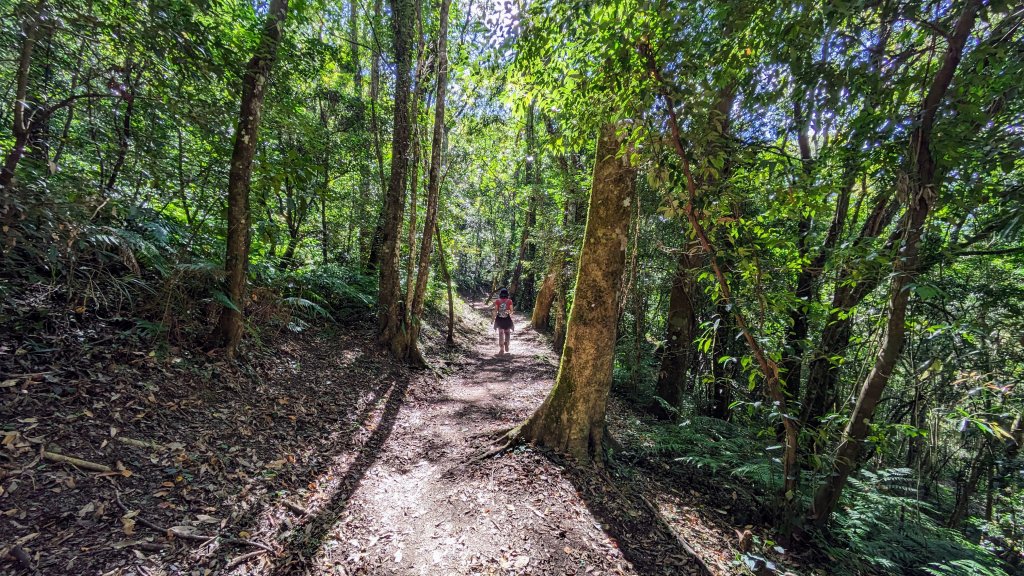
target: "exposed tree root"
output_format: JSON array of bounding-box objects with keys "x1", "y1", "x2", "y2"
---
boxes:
[{"x1": 468, "y1": 425, "x2": 525, "y2": 463}]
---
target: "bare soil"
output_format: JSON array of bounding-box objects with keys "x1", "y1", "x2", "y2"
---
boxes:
[{"x1": 2, "y1": 299, "x2": 809, "y2": 575}]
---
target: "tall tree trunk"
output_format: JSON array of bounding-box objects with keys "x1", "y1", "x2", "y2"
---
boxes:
[
  {"x1": 654, "y1": 245, "x2": 700, "y2": 415},
  {"x1": 509, "y1": 103, "x2": 538, "y2": 299},
  {"x1": 532, "y1": 249, "x2": 560, "y2": 330},
  {"x1": 365, "y1": 0, "x2": 386, "y2": 273},
  {"x1": 105, "y1": 58, "x2": 137, "y2": 194},
  {"x1": 810, "y1": 0, "x2": 981, "y2": 527},
  {"x1": 435, "y1": 222, "x2": 455, "y2": 346},
  {"x1": 213, "y1": 0, "x2": 289, "y2": 358},
  {"x1": 533, "y1": 138, "x2": 578, "y2": 330},
  {"x1": 645, "y1": 42, "x2": 800, "y2": 528},
  {"x1": 349, "y1": 0, "x2": 373, "y2": 268},
  {"x1": 403, "y1": 40, "x2": 429, "y2": 322},
  {"x1": 1, "y1": 0, "x2": 46, "y2": 191},
  {"x1": 394, "y1": 0, "x2": 449, "y2": 362},
  {"x1": 514, "y1": 124, "x2": 634, "y2": 464},
  {"x1": 376, "y1": 0, "x2": 415, "y2": 351},
  {"x1": 779, "y1": 99, "x2": 814, "y2": 406},
  {"x1": 657, "y1": 80, "x2": 733, "y2": 417},
  {"x1": 948, "y1": 443, "x2": 989, "y2": 529}
]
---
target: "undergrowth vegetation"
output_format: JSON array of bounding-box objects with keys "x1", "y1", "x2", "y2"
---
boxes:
[
  {"x1": 617, "y1": 405, "x2": 1017, "y2": 576},
  {"x1": 0, "y1": 189, "x2": 377, "y2": 360}
]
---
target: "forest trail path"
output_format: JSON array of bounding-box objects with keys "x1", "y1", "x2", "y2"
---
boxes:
[{"x1": 270, "y1": 301, "x2": 653, "y2": 575}]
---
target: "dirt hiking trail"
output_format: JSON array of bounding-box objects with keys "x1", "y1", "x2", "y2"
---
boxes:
[
  {"x1": 254, "y1": 301, "x2": 708, "y2": 575},
  {"x1": 2, "y1": 301, "x2": 740, "y2": 575}
]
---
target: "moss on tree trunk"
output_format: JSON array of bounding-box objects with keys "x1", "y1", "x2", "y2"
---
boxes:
[{"x1": 517, "y1": 124, "x2": 634, "y2": 464}]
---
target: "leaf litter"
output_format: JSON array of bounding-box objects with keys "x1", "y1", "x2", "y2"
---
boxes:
[{"x1": 2, "y1": 298, "x2": 818, "y2": 574}]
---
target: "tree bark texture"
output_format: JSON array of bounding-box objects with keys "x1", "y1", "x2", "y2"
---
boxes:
[
  {"x1": 518, "y1": 124, "x2": 634, "y2": 464},
  {"x1": 654, "y1": 244, "x2": 700, "y2": 414},
  {"x1": 435, "y1": 223, "x2": 455, "y2": 346},
  {"x1": 396, "y1": 0, "x2": 450, "y2": 362},
  {"x1": 214, "y1": 0, "x2": 289, "y2": 358},
  {"x1": 531, "y1": 248, "x2": 560, "y2": 330},
  {"x1": 376, "y1": 0, "x2": 415, "y2": 351},
  {"x1": 364, "y1": 0, "x2": 386, "y2": 273},
  {"x1": 810, "y1": 0, "x2": 981, "y2": 527},
  {"x1": 509, "y1": 103, "x2": 538, "y2": 300}
]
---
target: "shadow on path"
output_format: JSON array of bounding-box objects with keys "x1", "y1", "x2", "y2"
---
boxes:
[
  {"x1": 558, "y1": 454, "x2": 712, "y2": 576},
  {"x1": 269, "y1": 377, "x2": 410, "y2": 574}
]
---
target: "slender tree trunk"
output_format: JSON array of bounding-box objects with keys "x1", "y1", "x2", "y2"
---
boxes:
[
  {"x1": 105, "y1": 58, "x2": 137, "y2": 194},
  {"x1": 532, "y1": 250, "x2": 560, "y2": 330},
  {"x1": 509, "y1": 104, "x2": 538, "y2": 299},
  {"x1": 435, "y1": 223, "x2": 455, "y2": 345},
  {"x1": 349, "y1": 0, "x2": 373, "y2": 268},
  {"x1": 403, "y1": 42, "x2": 429, "y2": 322},
  {"x1": 515, "y1": 124, "x2": 634, "y2": 464},
  {"x1": 948, "y1": 443, "x2": 989, "y2": 529},
  {"x1": 779, "y1": 99, "x2": 814, "y2": 405},
  {"x1": 321, "y1": 161, "x2": 329, "y2": 263},
  {"x1": 810, "y1": 0, "x2": 980, "y2": 527},
  {"x1": 365, "y1": 0, "x2": 386, "y2": 273},
  {"x1": 393, "y1": 0, "x2": 449, "y2": 362},
  {"x1": 645, "y1": 42, "x2": 800, "y2": 530},
  {"x1": 654, "y1": 244, "x2": 700, "y2": 414},
  {"x1": 656, "y1": 80, "x2": 733, "y2": 417},
  {"x1": 533, "y1": 141, "x2": 578, "y2": 330},
  {"x1": 801, "y1": 194, "x2": 900, "y2": 427},
  {"x1": 377, "y1": 0, "x2": 414, "y2": 351},
  {"x1": 50, "y1": 38, "x2": 87, "y2": 171},
  {"x1": 213, "y1": 0, "x2": 289, "y2": 358},
  {"x1": 1, "y1": 0, "x2": 46, "y2": 191}
]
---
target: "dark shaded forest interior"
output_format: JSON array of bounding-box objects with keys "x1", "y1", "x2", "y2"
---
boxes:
[{"x1": 1, "y1": 0, "x2": 1023, "y2": 574}]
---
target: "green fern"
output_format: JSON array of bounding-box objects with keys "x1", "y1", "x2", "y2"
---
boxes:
[{"x1": 823, "y1": 468, "x2": 1009, "y2": 576}]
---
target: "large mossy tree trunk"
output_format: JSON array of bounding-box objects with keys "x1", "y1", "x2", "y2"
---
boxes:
[
  {"x1": 810, "y1": 0, "x2": 980, "y2": 528},
  {"x1": 516, "y1": 124, "x2": 634, "y2": 464},
  {"x1": 376, "y1": 0, "x2": 414, "y2": 351},
  {"x1": 213, "y1": 0, "x2": 289, "y2": 358}
]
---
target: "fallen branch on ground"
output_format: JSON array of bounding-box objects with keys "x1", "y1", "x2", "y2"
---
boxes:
[
  {"x1": 43, "y1": 451, "x2": 111, "y2": 472},
  {"x1": 116, "y1": 437, "x2": 166, "y2": 451}
]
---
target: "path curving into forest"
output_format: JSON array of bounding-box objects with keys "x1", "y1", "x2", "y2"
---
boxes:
[{"x1": 245, "y1": 301, "x2": 708, "y2": 575}]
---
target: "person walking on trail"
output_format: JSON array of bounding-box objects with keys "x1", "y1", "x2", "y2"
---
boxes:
[{"x1": 493, "y1": 288, "x2": 515, "y2": 355}]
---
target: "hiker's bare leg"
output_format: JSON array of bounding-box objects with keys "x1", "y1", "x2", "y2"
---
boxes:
[{"x1": 500, "y1": 329, "x2": 510, "y2": 353}]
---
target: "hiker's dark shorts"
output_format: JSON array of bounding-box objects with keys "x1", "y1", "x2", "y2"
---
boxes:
[{"x1": 495, "y1": 316, "x2": 514, "y2": 331}]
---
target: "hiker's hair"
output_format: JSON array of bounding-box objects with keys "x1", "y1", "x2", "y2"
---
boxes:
[{"x1": 499, "y1": 288, "x2": 509, "y2": 298}]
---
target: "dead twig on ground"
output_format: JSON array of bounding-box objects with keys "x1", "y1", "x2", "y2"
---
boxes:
[
  {"x1": 282, "y1": 500, "x2": 309, "y2": 516},
  {"x1": 225, "y1": 548, "x2": 269, "y2": 569}
]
